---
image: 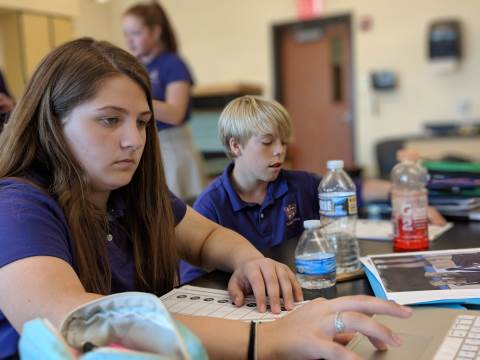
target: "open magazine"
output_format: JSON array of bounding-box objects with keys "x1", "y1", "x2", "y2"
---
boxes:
[{"x1": 361, "y1": 248, "x2": 480, "y2": 305}]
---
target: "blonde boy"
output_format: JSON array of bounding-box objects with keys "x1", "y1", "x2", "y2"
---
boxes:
[{"x1": 180, "y1": 96, "x2": 324, "y2": 283}]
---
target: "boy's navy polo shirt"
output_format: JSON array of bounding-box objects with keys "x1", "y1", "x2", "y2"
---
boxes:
[
  {"x1": 145, "y1": 52, "x2": 194, "y2": 131},
  {"x1": 0, "y1": 177, "x2": 187, "y2": 358},
  {"x1": 180, "y1": 162, "x2": 322, "y2": 283}
]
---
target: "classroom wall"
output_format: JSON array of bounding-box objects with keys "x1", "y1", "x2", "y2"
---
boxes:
[
  {"x1": 0, "y1": 0, "x2": 79, "y2": 17},
  {"x1": 108, "y1": 0, "x2": 296, "y2": 83},
  {"x1": 108, "y1": 0, "x2": 480, "y2": 176},
  {"x1": 73, "y1": 0, "x2": 113, "y2": 41},
  {"x1": 326, "y1": 0, "x2": 480, "y2": 175},
  {"x1": 2, "y1": 1, "x2": 478, "y2": 176}
]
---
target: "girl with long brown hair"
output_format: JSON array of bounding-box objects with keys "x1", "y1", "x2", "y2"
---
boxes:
[
  {"x1": 0, "y1": 38, "x2": 411, "y2": 359},
  {"x1": 123, "y1": 1, "x2": 205, "y2": 200}
]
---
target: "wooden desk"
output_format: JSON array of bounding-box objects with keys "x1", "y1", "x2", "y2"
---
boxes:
[{"x1": 192, "y1": 221, "x2": 480, "y2": 300}]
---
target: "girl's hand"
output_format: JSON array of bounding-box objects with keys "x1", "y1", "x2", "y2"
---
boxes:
[
  {"x1": 258, "y1": 295, "x2": 412, "y2": 360},
  {"x1": 227, "y1": 257, "x2": 304, "y2": 314}
]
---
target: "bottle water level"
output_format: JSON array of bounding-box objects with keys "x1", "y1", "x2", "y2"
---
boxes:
[
  {"x1": 295, "y1": 252, "x2": 336, "y2": 289},
  {"x1": 328, "y1": 233, "x2": 360, "y2": 274}
]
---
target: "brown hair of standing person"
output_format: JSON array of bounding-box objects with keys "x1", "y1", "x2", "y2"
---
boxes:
[{"x1": 124, "y1": 1, "x2": 178, "y2": 52}]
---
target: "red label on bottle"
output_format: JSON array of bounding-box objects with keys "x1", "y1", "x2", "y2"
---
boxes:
[{"x1": 393, "y1": 202, "x2": 429, "y2": 252}]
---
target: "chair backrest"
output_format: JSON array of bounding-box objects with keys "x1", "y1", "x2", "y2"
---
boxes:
[{"x1": 375, "y1": 138, "x2": 405, "y2": 179}]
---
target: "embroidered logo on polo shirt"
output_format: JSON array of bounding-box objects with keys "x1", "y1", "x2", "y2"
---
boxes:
[
  {"x1": 284, "y1": 203, "x2": 299, "y2": 226},
  {"x1": 149, "y1": 70, "x2": 159, "y2": 84}
]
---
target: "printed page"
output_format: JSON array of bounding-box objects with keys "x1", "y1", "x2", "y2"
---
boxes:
[
  {"x1": 160, "y1": 285, "x2": 307, "y2": 321},
  {"x1": 361, "y1": 248, "x2": 480, "y2": 304}
]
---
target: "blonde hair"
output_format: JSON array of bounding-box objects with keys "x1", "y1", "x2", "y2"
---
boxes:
[{"x1": 218, "y1": 96, "x2": 292, "y2": 158}]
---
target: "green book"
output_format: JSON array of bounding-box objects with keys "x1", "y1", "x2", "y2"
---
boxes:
[{"x1": 423, "y1": 161, "x2": 480, "y2": 174}]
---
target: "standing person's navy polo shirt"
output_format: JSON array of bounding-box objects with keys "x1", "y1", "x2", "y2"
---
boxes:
[
  {"x1": 179, "y1": 162, "x2": 321, "y2": 284},
  {"x1": 145, "y1": 52, "x2": 194, "y2": 131},
  {"x1": 0, "y1": 176, "x2": 187, "y2": 358}
]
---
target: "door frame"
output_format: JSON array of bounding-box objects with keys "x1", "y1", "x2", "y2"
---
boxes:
[{"x1": 272, "y1": 14, "x2": 356, "y2": 165}]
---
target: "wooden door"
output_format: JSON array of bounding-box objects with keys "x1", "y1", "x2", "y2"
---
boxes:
[{"x1": 274, "y1": 15, "x2": 354, "y2": 174}]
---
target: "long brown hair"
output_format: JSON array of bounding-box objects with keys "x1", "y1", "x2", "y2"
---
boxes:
[
  {"x1": 0, "y1": 38, "x2": 178, "y2": 295},
  {"x1": 124, "y1": 1, "x2": 178, "y2": 53}
]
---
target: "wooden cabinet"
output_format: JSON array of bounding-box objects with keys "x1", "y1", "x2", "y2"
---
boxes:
[{"x1": 0, "y1": 10, "x2": 73, "y2": 99}]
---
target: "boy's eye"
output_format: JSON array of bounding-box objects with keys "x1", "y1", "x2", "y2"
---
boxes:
[
  {"x1": 99, "y1": 117, "x2": 119, "y2": 126},
  {"x1": 262, "y1": 141, "x2": 273, "y2": 146}
]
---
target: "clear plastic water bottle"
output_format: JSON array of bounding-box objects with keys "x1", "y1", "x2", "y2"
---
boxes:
[
  {"x1": 318, "y1": 160, "x2": 360, "y2": 274},
  {"x1": 391, "y1": 158, "x2": 429, "y2": 252},
  {"x1": 295, "y1": 220, "x2": 336, "y2": 289}
]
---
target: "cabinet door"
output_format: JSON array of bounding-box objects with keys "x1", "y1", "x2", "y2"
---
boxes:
[
  {"x1": 52, "y1": 17, "x2": 73, "y2": 47},
  {"x1": 0, "y1": 12, "x2": 24, "y2": 99},
  {"x1": 21, "y1": 13, "x2": 51, "y2": 79}
]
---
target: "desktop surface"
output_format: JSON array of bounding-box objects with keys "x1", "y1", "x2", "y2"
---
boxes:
[{"x1": 192, "y1": 221, "x2": 480, "y2": 300}]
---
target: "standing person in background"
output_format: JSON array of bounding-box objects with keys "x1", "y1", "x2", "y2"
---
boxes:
[
  {"x1": 0, "y1": 69, "x2": 15, "y2": 133},
  {"x1": 0, "y1": 70, "x2": 14, "y2": 113},
  {"x1": 122, "y1": 1, "x2": 205, "y2": 200}
]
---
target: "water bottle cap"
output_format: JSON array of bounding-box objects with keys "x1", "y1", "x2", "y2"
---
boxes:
[
  {"x1": 303, "y1": 220, "x2": 322, "y2": 229},
  {"x1": 327, "y1": 160, "x2": 344, "y2": 170}
]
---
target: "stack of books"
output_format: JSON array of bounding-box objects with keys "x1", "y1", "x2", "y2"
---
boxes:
[{"x1": 424, "y1": 161, "x2": 480, "y2": 219}]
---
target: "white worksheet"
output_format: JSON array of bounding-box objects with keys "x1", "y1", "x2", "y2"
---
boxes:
[
  {"x1": 160, "y1": 285, "x2": 307, "y2": 321},
  {"x1": 356, "y1": 219, "x2": 453, "y2": 241}
]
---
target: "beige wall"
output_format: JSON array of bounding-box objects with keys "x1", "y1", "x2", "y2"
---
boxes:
[
  {"x1": 0, "y1": 0, "x2": 79, "y2": 16},
  {"x1": 109, "y1": 0, "x2": 296, "y2": 86},
  {"x1": 2, "y1": 1, "x2": 478, "y2": 175},
  {"x1": 326, "y1": 0, "x2": 480, "y2": 175},
  {"x1": 74, "y1": 0, "x2": 113, "y2": 41},
  {"x1": 105, "y1": 0, "x2": 480, "y2": 175}
]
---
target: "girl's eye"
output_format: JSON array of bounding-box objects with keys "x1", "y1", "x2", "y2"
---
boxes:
[
  {"x1": 137, "y1": 119, "x2": 149, "y2": 128},
  {"x1": 262, "y1": 141, "x2": 272, "y2": 146},
  {"x1": 100, "y1": 117, "x2": 119, "y2": 126}
]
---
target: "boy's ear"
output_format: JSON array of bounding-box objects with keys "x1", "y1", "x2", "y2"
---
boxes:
[{"x1": 229, "y1": 137, "x2": 242, "y2": 157}]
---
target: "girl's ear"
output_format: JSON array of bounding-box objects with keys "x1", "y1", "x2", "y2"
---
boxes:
[{"x1": 229, "y1": 137, "x2": 242, "y2": 157}]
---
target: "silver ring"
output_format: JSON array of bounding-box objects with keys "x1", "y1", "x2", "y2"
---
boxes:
[{"x1": 335, "y1": 312, "x2": 346, "y2": 334}]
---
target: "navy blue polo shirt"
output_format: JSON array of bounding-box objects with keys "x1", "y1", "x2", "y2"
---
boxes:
[
  {"x1": 179, "y1": 163, "x2": 322, "y2": 283},
  {"x1": 145, "y1": 52, "x2": 194, "y2": 131},
  {"x1": 0, "y1": 177, "x2": 187, "y2": 358}
]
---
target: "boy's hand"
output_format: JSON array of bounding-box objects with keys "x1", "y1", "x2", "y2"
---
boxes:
[
  {"x1": 427, "y1": 206, "x2": 447, "y2": 226},
  {"x1": 227, "y1": 257, "x2": 303, "y2": 314}
]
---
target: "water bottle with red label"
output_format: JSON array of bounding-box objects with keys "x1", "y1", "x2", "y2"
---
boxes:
[{"x1": 391, "y1": 156, "x2": 429, "y2": 252}]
